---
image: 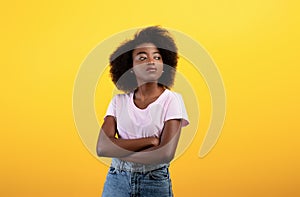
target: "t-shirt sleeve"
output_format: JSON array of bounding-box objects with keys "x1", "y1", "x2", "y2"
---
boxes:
[
  {"x1": 104, "y1": 95, "x2": 117, "y2": 119},
  {"x1": 165, "y1": 93, "x2": 189, "y2": 127}
]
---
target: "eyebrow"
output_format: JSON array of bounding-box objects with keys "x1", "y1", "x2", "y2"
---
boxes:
[{"x1": 136, "y1": 51, "x2": 161, "y2": 55}]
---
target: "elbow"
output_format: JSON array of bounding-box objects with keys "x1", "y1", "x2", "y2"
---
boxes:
[
  {"x1": 96, "y1": 135, "x2": 114, "y2": 157},
  {"x1": 96, "y1": 146, "x2": 102, "y2": 157},
  {"x1": 161, "y1": 150, "x2": 175, "y2": 163},
  {"x1": 96, "y1": 136, "x2": 118, "y2": 157},
  {"x1": 96, "y1": 144, "x2": 107, "y2": 157}
]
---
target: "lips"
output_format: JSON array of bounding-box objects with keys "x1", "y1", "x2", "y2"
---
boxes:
[{"x1": 146, "y1": 66, "x2": 157, "y2": 72}]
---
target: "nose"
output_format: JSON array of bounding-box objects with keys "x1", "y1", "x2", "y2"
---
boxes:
[{"x1": 147, "y1": 57, "x2": 155, "y2": 65}]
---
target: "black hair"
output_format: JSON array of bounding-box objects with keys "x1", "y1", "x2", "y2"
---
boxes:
[{"x1": 109, "y1": 26, "x2": 178, "y2": 92}]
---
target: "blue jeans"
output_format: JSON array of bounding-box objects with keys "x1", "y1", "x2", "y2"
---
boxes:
[{"x1": 102, "y1": 165, "x2": 173, "y2": 197}]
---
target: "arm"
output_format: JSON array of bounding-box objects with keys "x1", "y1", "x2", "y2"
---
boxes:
[
  {"x1": 119, "y1": 119, "x2": 182, "y2": 165},
  {"x1": 96, "y1": 116, "x2": 159, "y2": 158}
]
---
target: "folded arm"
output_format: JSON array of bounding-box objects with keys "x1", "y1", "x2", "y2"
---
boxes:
[
  {"x1": 119, "y1": 119, "x2": 182, "y2": 165},
  {"x1": 96, "y1": 115, "x2": 182, "y2": 165},
  {"x1": 96, "y1": 116, "x2": 159, "y2": 158}
]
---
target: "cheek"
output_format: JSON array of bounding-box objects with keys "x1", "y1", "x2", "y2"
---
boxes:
[
  {"x1": 132, "y1": 64, "x2": 144, "y2": 74},
  {"x1": 132, "y1": 60, "x2": 145, "y2": 67},
  {"x1": 157, "y1": 63, "x2": 164, "y2": 71},
  {"x1": 132, "y1": 61, "x2": 138, "y2": 67}
]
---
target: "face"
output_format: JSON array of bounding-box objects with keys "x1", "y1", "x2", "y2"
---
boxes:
[{"x1": 132, "y1": 43, "x2": 164, "y2": 85}]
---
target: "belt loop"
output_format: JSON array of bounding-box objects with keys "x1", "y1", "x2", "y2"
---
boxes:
[
  {"x1": 120, "y1": 160, "x2": 124, "y2": 171},
  {"x1": 142, "y1": 165, "x2": 146, "y2": 174}
]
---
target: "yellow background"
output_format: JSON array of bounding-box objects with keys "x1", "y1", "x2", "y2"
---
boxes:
[{"x1": 1, "y1": 0, "x2": 300, "y2": 196}]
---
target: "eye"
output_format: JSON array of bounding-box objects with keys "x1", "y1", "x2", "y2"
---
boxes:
[
  {"x1": 154, "y1": 56, "x2": 161, "y2": 60},
  {"x1": 138, "y1": 56, "x2": 147, "y2": 61}
]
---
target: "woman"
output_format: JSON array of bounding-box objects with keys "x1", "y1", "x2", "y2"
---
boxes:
[{"x1": 97, "y1": 26, "x2": 189, "y2": 197}]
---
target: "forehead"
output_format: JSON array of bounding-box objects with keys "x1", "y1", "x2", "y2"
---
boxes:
[{"x1": 132, "y1": 43, "x2": 159, "y2": 54}]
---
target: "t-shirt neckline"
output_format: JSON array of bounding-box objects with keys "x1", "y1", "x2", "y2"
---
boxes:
[{"x1": 130, "y1": 89, "x2": 169, "y2": 111}]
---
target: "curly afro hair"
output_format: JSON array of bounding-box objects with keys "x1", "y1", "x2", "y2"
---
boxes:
[{"x1": 109, "y1": 26, "x2": 178, "y2": 92}]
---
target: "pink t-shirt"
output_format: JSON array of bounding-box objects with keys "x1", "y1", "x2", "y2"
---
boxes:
[{"x1": 105, "y1": 89, "x2": 189, "y2": 139}]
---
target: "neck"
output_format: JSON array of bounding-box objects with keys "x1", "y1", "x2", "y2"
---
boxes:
[{"x1": 135, "y1": 82, "x2": 164, "y2": 100}]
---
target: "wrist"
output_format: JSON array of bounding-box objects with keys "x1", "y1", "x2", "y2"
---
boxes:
[{"x1": 149, "y1": 137, "x2": 159, "y2": 146}]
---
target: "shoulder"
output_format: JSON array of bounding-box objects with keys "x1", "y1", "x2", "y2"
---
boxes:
[
  {"x1": 163, "y1": 90, "x2": 190, "y2": 127},
  {"x1": 164, "y1": 89, "x2": 184, "y2": 102},
  {"x1": 163, "y1": 90, "x2": 187, "y2": 111},
  {"x1": 111, "y1": 92, "x2": 132, "y2": 103}
]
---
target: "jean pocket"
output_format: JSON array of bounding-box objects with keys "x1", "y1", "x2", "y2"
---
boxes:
[{"x1": 148, "y1": 167, "x2": 169, "y2": 180}]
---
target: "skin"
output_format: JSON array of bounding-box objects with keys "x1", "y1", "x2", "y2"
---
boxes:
[
  {"x1": 96, "y1": 43, "x2": 182, "y2": 165},
  {"x1": 132, "y1": 42, "x2": 164, "y2": 87}
]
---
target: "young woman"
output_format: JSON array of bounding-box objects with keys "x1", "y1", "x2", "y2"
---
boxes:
[{"x1": 97, "y1": 26, "x2": 189, "y2": 197}]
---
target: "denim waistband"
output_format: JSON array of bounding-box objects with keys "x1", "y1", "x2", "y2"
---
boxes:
[{"x1": 110, "y1": 158, "x2": 169, "y2": 173}]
